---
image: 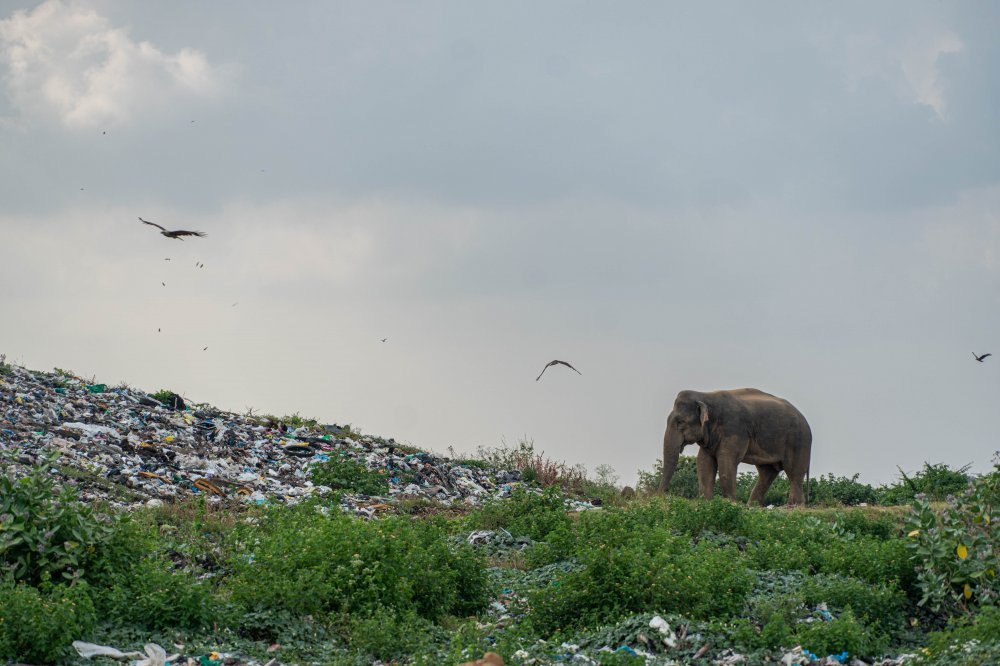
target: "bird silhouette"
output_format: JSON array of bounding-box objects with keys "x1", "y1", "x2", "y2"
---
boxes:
[
  {"x1": 973, "y1": 352, "x2": 992, "y2": 362},
  {"x1": 139, "y1": 217, "x2": 206, "y2": 240},
  {"x1": 536, "y1": 360, "x2": 582, "y2": 381},
  {"x1": 380, "y1": 338, "x2": 388, "y2": 343}
]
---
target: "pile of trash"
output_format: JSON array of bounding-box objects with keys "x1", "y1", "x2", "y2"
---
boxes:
[{"x1": 0, "y1": 362, "x2": 581, "y2": 516}]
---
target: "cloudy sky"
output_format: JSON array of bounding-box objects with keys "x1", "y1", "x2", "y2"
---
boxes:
[{"x1": 2, "y1": 1, "x2": 998, "y2": 485}]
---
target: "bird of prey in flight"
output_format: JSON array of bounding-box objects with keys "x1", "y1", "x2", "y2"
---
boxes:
[
  {"x1": 973, "y1": 352, "x2": 992, "y2": 362},
  {"x1": 536, "y1": 360, "x2": 582, "y2": 381},
  {"x1": 139, "y1": 217, "x2": 206, "y2": 240}
]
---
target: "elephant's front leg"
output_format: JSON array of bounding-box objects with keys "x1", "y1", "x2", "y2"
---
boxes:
[
  {"x1": 715, "y1": 450, "x2": 741, "y2": 501},
  {"x1": 696, "y1": 446, "x2": 717, "y2": 499}
]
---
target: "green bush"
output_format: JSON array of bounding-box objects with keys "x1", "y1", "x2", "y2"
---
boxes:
[
  {"x1": 529, "y1": 538, "x2": 753, "y2": 633},
  {"x1": 0, "y1": 451, "x2": 112, "y2": 585},
  {"x1": 468, "y1": 486, "x2": 572, "y2": 542},
  {"x1": 793, "y1": 608, "x2": 885, "y2": 658},
  {"x1": 880, "y1": 462, "x2": 973, "y2": 505},
  {"x1": 227, "y1": 504, "x2": 490, "y2": 622},
  {"x1": 904, "y1": 456, "x2": 1000, "y2": 615},
  {"x1": 665, "y1": 497, "x2": 747, "y2": 536},
  {"x1": 97, "y1": 556, "x2": 217, "y2": 630},
  {"x1": 310, "y1": 453, "x2": 391, "y2": 496},
  {"x1": 808, "y1": 474, "x2": 880, "y2": 506},
  {"x1": 918, "y1": 605, "x2": 1000, "y2": 663},
  {"x1": 348, "y1": 607, "x2": 448, "y2": 661},
  {"x1": 0, "y1": 580, "x2": 96, "y2": 663}
]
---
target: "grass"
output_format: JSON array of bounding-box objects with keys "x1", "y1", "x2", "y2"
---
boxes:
[{"x1": 2, "y1": 437, "x2": 996, "y2": 664}]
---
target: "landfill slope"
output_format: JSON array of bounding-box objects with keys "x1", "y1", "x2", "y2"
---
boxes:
[{"x1": 0, "y1": 362, "x2": 529, "y2": 515}]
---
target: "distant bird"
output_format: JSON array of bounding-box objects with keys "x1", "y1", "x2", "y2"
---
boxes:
[
  {"x1": 232, "y1": 302, "x2": 238, "y2": 307},
  {"x1": 161, "y1": 282, "x2": 165, "y2": 287},
  {"x1": 164, "y1": 258, "x2": 171, "y2": 261},
  {"x1": 536, "y1": 360, "x2": 582, "y2": 381},
  {"x1": 203, "y1": 347, "x2": 208, "y2": 351},
  {"x1": 158, "y1": 328, "x2": 161, "y2": 333},
  {"x1": 380, "y1": 338, "x2": 388, "y2": 343},
  {"x1": 139, "y1": 217, "x2": 206, "y2": 240},
  {"x1": 973, "y1": 352, "x2": 992, "y2": 362}
]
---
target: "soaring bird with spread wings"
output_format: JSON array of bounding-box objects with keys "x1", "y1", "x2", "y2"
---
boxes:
[
  {"x1": 973, "y1": 352, "x2": 992, "y2": 363},
  {"x1": 536, "y1": 360, "x2": 582, "y2": 381},
  {"x1": 139, "y1": 217, "x2": 206, "y2": 240}
]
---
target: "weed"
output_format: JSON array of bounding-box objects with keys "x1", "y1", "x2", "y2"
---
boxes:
[
  {"x1": 0, "y1": 451, "x2": 112, "y2": 585},
  {"x1": 468, "y1": 486, "x2": 572, "y2": 541},
  {"x1": 0, "y1": 579, "x2": 97, "y2": 663},
  {"x1": 310, "y1": 452, "x2": 391, "y2": 495},
  {"x1": 904, "y1": 454, "x2": 1000, "y2": 615}
]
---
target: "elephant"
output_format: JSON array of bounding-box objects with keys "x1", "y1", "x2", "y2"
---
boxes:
[{"x1": 658, "y1": 388, "x2": 812, "y2": 506}]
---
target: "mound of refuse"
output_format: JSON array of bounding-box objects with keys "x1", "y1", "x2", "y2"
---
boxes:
[{"x1": 0, "y1": 361, "x2": 549, "y2": 516}]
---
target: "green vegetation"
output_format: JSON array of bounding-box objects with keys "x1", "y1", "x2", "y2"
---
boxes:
[
  {"x1": 1, "y1": 453, "x2": 997, "y2": 664},
  {"x1": 639, "y1": 456, "x2": 975, "y2": 507},
  {"x1": 310, "y1": 452, "x2": 392, "y2": 495}
]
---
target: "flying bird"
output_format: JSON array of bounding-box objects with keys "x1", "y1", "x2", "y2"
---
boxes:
[
  {"x1": 536, "y1": 360, "x2": 582, "y2": 381},
  {"x1": 161, "y1": 282, "x2": 165, "y2": 287},
  {"x1": 203, "y1": 347, "x2": 208, "y2": 351},
  {"x1": 380, "y1": 338, "x2": 388, "y2": 343},
  {"x1": 139, "y1": 217, "x2": 206, "y2": 240},
  {"x1": 973, "y1": 352, "x2": 992, "y2": 362}
]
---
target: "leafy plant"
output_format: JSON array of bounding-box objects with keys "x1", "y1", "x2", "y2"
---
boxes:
[
  {"x1": 468, "y1": 486, "x2": 572, "y2": 542},
  {"x1": 97, "y1": 555, "x2": 218, "y2": 630},
  {"x1": 310, "y1": 452, "x2": 391, "y2": 495},
  {"x1": 904, "y1": 455, "x2": 999, "y2": 615},
  {"x1": 0, "y1": 579, "x2": 97, "y2": 663},
  {"x1": 882, "y1": 463, "x2": 973, "y2": 505},
  {"x1": 226, "y1": 505, "x2": 490, "y2": 622},
  {"x1": 0, "y1": 451, "x2": 112, "y2": 584}
]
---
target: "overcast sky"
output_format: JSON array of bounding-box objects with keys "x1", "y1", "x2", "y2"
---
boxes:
[{"x1": 2, "y1": 1, "x2": 998, "y2": 485}]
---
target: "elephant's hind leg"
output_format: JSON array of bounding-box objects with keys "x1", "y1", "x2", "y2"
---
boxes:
[
  {"x1": 748, "y1": 464, "x2": 780, "y2": 506},
  {"x1": 786, "y1": 468, "x2": 806, "y2": 507}
]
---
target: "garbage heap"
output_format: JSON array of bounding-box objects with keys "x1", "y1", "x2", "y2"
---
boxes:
[{"x1": 0, "y1": 362, "x2": 543, "y2": 515}]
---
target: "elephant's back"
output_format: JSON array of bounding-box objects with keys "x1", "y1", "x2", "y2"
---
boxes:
[{"x1": 723, "y1": 388, "x2": 811, "y2": 431}]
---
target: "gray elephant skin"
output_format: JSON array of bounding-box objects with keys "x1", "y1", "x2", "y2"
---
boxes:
[{"x1": 658, "y1": 388, "x2": 812, "y2": 506}]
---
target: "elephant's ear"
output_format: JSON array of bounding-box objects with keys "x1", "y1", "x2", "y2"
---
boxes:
[{"x1": 697, "y1": 400, "x2": 710, "y2": 426}]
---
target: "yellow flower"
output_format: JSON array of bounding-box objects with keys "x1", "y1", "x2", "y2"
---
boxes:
[
  {"x1": 963, "y1": 583, "x2": 972, "y2": 599},
  {"x1": 957, "y1": 544, "x2": 968, "y2": 559},
  {"x1": 907, "y1": 529, "x2": 920, "y2": 537}
]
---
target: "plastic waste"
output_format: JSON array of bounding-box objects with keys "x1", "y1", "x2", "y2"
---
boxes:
[
  {"x1": 648, "y1": 615, "x2": 678, "y2": 648},
  {"x1": 73, "y1": 641, "x2": 144, "y2": 660},
  {"x1": 0, "y1": 359, "x2": 602, "y2": 517}
]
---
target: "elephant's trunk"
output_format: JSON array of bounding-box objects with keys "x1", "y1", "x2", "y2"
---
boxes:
[{"x1": 658, "y1": 419, "x2": 685, "y2": 493}]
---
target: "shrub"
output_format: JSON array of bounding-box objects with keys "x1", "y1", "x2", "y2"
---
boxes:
[
  {"x1": 665, "y1": 497, "x2": 747, "y2": 536},
  {"x1": 348, "y1": 607, "x2": 448, "y2": 660},
  {"x1": 904, "y1": 456, "x2": 1000, "y2": 615},
  {"x1": 227, "y1": 505, "x2": 489, "y2": 622},
  {"x1": 97, "y1": 556, "x2": 217, "y2": 630},
  {"x1": 476, "y1": 437, "x2": 587, "y2": 491},
  {"x1": 880, "y1": 462, "x2": 973, "y2": 505},
  {"x1": 529, "y1": 538, "x2": 753, "y2": 633},
  {"x1": 0, "y1": 451, "x2": 112, "y2": 585},
  {"x1": 792, "y1": 608, "x2": 885, "y2": 658},
  {"x1": 310, "y1": 453, "x2": 391, "y2": 496},
  {"x1": 468, "y1": 486, "x2": 572, "y2": 542},
  {"x1": 808, "y1": 474, "x2": 880, "y2": 506},
  {"x1": 918, "y1": 605, "x2": 1000, "y2": 663},
  {"x1": 0, "y1": 580, "x2": 96, "y2": 663}
]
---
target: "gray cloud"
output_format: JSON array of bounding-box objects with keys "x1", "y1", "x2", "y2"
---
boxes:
[{"x1": 2, "y1": 1, "x2": 999, "y2": 484}]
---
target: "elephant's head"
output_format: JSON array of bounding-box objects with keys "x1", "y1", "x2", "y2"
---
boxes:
[{"x1": 658, "y1": 392, "x2": 710, "y2": 492}]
